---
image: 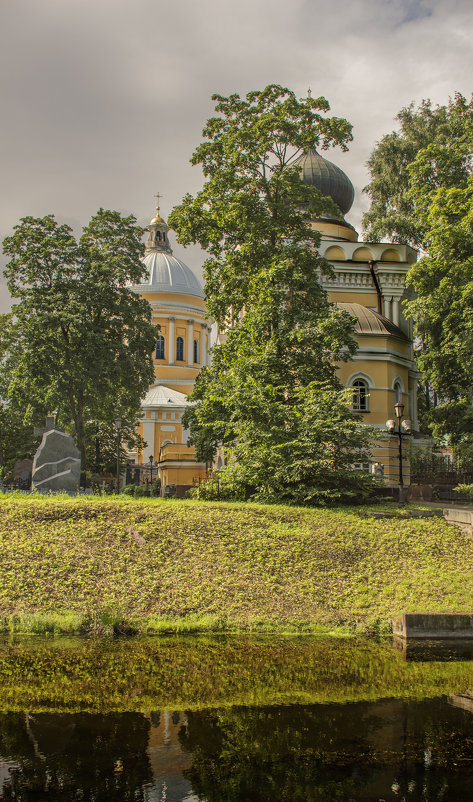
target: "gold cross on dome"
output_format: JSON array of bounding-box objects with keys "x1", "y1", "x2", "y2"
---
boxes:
[{"x1": 153, "y1": 192, "x2": 163, "y2": 213}]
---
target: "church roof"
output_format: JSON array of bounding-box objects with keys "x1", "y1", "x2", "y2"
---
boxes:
[
  {"x1": 292, "y1": 147, "x2": 355, "y2": 215},
  {"x1": 337, "y1": 302, "x2": 408, "y2": 340},
  {"x1": 137, "y1": 251, "x2": 204, "y2": 298},
  {"x1": 132, "y1": 204, "x2": 204, "y2": 299},
  {"x1": 142, "y1": 384, "x2": 190, "y2": 408}
]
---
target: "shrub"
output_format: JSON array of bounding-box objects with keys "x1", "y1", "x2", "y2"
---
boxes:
[{"x1": 454, "y1": 483, "x2": 473, "y2": 498}]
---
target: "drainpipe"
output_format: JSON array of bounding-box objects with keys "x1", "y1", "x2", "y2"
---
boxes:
[{"x1": 369, "y1": 260, "x2": 383, "y2": 315}]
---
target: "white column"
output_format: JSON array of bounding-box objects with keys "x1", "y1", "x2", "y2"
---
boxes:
[
  {"x1": 202, "y1": 324, "x2": 207, "y2": 365},
  {"x1": 392, "y1": 298, "x2": 400, "y2": 327},
  {"x1": 411, "y1": 381, "x2": 419, "y2": 431},
  {"x1": 187, "y1": 319, "x2": 194, "y2": 366},
  {"x1": 384, "y1": 296, "x2": 392, "y2": 320},
  {"x1": 168, "y1": 317, "x2": 175, "y2": 364}
]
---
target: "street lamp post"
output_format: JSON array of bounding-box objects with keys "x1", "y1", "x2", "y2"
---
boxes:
[
  {"x1": 386, "y1": 402, "x2": 412, "y2": 504},
  {"x1": 148, "y1": 454, "x2": 154, "y2": 486},
  {"x1": 114, "y1": 417, "x2": 122, "y2": 494}
]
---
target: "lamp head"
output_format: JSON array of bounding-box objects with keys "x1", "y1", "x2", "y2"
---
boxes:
[
  {"x1": 394, "y1": 401, "x2": 405, "y2": 419},
  {"x1": 114, "y1": 417, "x2": 122, "y2": 431},
  {"x1": 402, "y1": 418, "x2": 412, "y2": 433},
  {"x1": 148, "y1": 454, "x2": 154, "y2": 465},
  {"x1": 386, "y1": 419, "x2": 396, "y2": 434}
]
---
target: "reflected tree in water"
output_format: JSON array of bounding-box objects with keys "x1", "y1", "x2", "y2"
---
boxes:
[
  {"x1": 180, "y1": 703, "x2": 473, "y2": 801},
  {"x1": 0, "y1": 712, "x2": 152, "y2": 800}
]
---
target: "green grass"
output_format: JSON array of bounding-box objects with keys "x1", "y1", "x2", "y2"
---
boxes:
[{"x1": 0, "y1": 493, "x2": 472, "y2": 633}]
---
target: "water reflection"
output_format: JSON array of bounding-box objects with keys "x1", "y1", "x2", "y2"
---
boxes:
[
  {"x1": 1, "y1": 636, "x2": 473, "y2": 799},
  {"x1": 393, "y1": 636, "x2": 473, "y2": 662},
  {"x1": 1, "y1": 699, "x2": 473, "y2": 800}
]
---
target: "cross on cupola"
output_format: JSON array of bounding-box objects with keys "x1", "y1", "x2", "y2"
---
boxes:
[{"x1": 145, "y1": 193, "x2": 172, "y2": 255}]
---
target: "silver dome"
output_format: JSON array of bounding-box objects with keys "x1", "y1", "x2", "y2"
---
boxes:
[{"x1": 134, "y1": 250, "x2": 204, "y2": 299}]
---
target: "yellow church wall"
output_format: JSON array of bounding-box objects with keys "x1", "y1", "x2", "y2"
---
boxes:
[
  {"x1": 327, "y1": 291, "x2": 379, "y2": 307},
  {"x1": 158, "y1": 442, "x2": 208, "y2": 493},
  {"x1": 312, "y1": 219, "x2": 358, "y2": 241},
  {"x1": 140, "y1": 291, "x2": 206, "y2": 311},
  {"x1": 336, "y1": 326, "x2": 414, "y2": 486},
  {"x1": 151, "y1": 318, "x2": 207, "y2": 369},
  {"x1": 160, "y1": 463, "x2": 207, "y2": 489},
  {"x1": 337, "y1": 355, "x2": 411, "y2": 422}
]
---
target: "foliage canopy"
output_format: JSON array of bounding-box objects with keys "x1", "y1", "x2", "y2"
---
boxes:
[
  {"x1": 171, "y1": 85, "x2": 375, "y2": 503},
  {"x1": 364, "y1": 93, "x2": 473, "y2": 456},
  {"x1": 1, "y1": 210, "x2": 157, "y2": 473}
]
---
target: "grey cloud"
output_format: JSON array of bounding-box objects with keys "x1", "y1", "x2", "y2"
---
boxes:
[{"x1": 1, "y1": 0, "x2": 472, "y2": 312}]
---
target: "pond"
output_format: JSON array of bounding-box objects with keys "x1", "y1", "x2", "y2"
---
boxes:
[{"x1": 0, "y1": 635, "x2": 472, "y2": 800}]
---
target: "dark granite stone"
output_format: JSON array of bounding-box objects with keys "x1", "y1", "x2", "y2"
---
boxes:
[{"x1": 32, "y1": 430, "x2": 80, "y2": 492}]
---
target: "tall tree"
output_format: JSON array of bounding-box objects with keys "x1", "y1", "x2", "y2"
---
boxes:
[
  {"x1": 403, "y1": 135, "x2": 473, "y2": 456},
  {"x1": 363, "y1": 94, "x2": 473, "y2": 456},
  {"x1": 2, "y1": 210, "x2": 157, "y2": 470},
  {"x1": 172, "y1": 85, "x2": 375, "y2": 503},
  {"x1": 362, "y1": 93, "x2": 473, "y2": 249}
]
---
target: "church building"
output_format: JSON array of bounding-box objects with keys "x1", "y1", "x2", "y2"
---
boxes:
[
  {"x1": 292, "y1": 148, "x2": 419, "y2": 485},
  {"x1": 130, "y1": 149, "x2": 419, "y2": 494},
  {"x1": 128, "y1": 205, "x2": 210, "y2": 496}
]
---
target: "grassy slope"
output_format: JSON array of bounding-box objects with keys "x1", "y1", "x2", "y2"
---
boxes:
[{"x1": 0, "y1": 493, "x2": 472, "y2": 633}]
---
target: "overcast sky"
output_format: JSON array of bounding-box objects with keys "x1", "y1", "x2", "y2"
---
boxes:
[{"x1": 1, "y1": 0, "x2": 472, "y2": 312}]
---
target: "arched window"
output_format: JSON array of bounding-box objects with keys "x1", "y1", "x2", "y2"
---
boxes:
[
  {"x1": 155, "y1": 335, "x2": 165, "y2": 360},
  {"x1": 352, "y1": 379, "x2": 369, "y2": 412},
  {"x1": 193, "y1": 338, "x2": 199, "y2": 363},
  {"x1": 394, "y1": 381, "x2": 402, "y2": 404},
  {"x1": 176, "y1": 336, "x2": 184, "y2": 361},
  {"x1": 155, "y1": 231, "x2": 161, "y2": 243}
]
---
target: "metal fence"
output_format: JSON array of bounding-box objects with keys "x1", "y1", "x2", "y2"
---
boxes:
[{"x1": 410, "y1": 454, "x2": 473, "y2": 485}]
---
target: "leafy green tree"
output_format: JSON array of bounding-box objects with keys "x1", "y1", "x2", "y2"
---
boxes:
[
  {"x1": 2, "y1": 210, "x2": 157, "y2": 470},
  {"x1": 173, "y1": 85, "x2": 376, "y2": 503},
  {"x1": 362, "y1": 93, "x2": 473, "y2": 249},
  {"x1": 364, "y1": 93, "x2": 473, "y2": 457},
  {"x1": 403, "y1": 136, "x2": 473, "y2": 456}
]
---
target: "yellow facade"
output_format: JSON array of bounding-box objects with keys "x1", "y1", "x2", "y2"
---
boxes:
[
  {"x1": 318, "y1": 218, "x2": 419, "y2": 485},
  {"x1": 128, "y1": 208, "x2": 209, "y2": 496}
]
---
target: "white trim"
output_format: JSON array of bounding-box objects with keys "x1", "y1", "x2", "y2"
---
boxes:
[
  {"x1": 158, "y1": 461, "x2": 207, "y2": 469},
  {"x1": 346, "y1": 371, "x2": 375, "y2": 389},
  {"x1": 392, "y1": 374, "x2": 405, "y2": 395},
  {"x1": 152, "y1": 310, "x2": 207, "y2": 323},
  {"x1": 350, "y1": 352, "x2": 415, "y2": 367}
]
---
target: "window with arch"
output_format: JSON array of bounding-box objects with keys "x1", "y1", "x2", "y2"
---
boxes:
[
  {"x1": 394, "y1": 381, "x2": 402, "y2": 404},
  {"x1": 155, "y1": 231, "x2": 161, "y2": 243},
  {"x1": 155, "y1": 335, "x2": 165, "y2": 360},
  {"x1": 352, "y1": 379, "x2": 369, "y2": 412},
  {"x1": 193, "y1": 338, "x2": 199, "y2": 363},
  {"x1": 176, "y1": 336, "x2": 184, "y2": 361}
]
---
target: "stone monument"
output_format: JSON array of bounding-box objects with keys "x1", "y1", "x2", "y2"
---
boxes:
[{"x1": 32, "y1": 415, "x2": 81, "y2": 493}]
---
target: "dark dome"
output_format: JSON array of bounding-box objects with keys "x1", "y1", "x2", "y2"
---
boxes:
[{"x1": 292, "y1": 147, "x2": 355, "y2": 215}]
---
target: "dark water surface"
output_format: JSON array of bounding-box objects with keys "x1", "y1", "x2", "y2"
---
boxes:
[{"x1": 1, "y1": 636, "x2": 473, "y2": 800}]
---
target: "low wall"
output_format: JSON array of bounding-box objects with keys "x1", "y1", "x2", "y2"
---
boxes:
[
  {"x1": 392, "y1": 613, "x2": 473, "y2": 639},
  {"x1": 443, "y1": 508, "x2": 473, "y2": 529}
]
